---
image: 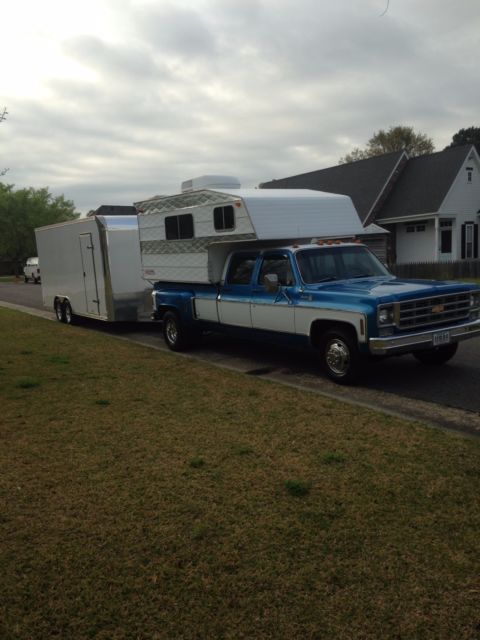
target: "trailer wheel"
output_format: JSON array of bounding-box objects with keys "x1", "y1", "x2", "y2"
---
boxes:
[
  {"x1": 63, "y1": 300, "x2": 76, "y2": 325},
  {"x1": 163, "y1": 311, "x2": 196, "y2": 351},
  {"x1": 320, "y1": 327, "x2": 362, "y2": 385},
  {"x1": 413, "y1": 343, "x2": 458, "y2": 365},
  {"x1": 54, "y1": 299, "x2": 65, "y2": 323}
]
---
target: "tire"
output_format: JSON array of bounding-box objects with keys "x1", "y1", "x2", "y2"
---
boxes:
[
  {"x1": 63, "y1": 300, "x2": 76, "y2": 325},
  {"x1": 24, "y1": 275, "x2": 29, "y2": 283},
  {"x1": 413, "y1": 342, "x2": 458, "y2": 365},
  {"x1": 34, "y1": 277, "x2": 40, "y2": 284},
  {"x1": 54, "y1": 299, "x2": 65, "y2": 323},
  {"x1": 320, "y1": 327, "x2": 362, "y2": 385},
  {"x1": 162, "y1": 311, "x2": 198, "y2": 351}
]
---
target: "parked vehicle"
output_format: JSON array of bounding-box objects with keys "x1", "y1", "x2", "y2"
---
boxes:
[
  {"x1": 23, "y1": 257, "x2": 40, "y2": 283},
  {"x1": 35, "y1": 214, "x2": 152, "y2": 323},
  {"x1": 136, "y1": 177, "x2": 480, "y2": 384}
]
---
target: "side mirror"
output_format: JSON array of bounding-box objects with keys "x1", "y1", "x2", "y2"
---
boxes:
[{"x1": 264, "y1": 273, "x2": 279, "y2": 293}]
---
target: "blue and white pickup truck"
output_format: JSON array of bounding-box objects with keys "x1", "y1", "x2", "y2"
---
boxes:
[
  {"x1": 135, "y1": 179, "x2": 480, "y2": 383},
  {"x1": 151, "y1": 241, "x2": 480, "y2": 384}
]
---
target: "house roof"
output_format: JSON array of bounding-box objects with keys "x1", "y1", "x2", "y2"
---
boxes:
[
  {"x1": 376, "y1": 145, "x2": 473, "y2": 222},
  {"x1": 259, "y1": 150, "x2": 406, "y2": 223}
]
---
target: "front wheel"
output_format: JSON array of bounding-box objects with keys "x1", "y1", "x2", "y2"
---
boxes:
[
  {"x1": 413, "y1": 342, "x2": 458, "y2": 365},
  {"x1": 320, "y1": 327, "x2": 362, "y2": 385}
]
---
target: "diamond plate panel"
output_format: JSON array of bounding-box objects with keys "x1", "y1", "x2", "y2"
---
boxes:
[
  {"x1": 140, "y1": 233, "x2": 256, "y2": 255},
  {"x1": 136, "y1": 190, "x2": 238, "y2": 215}
]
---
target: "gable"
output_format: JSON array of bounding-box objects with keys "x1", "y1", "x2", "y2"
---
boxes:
[
  {"x1": 377, "y1": 145, "x2": 473, "y2": 222},
  {"x1": 440, "y1": 146, "x2": 480, "y2": 215}
]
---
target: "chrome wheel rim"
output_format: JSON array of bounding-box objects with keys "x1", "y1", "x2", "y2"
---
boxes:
[
  {"x1": 165, "y1": 319, "x2": 178, "y2": 345},
  {"x1": 55, "y1": 303, "x2": 63, "y2": 321},
  {"x1": 325, "y1": 338, "x2": 350, "y2": 376},
  {"x1": 65, "y1": 306, "x2": 71, "y2": 323}
]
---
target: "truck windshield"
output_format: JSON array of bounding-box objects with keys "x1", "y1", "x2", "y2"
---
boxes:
[{"x1": 296, "y1": 246, "x2": 389, "y2": 284}]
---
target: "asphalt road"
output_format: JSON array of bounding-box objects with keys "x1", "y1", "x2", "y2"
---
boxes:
[{"x1": 2, "y1": 280, "x2": 480, "y2": 437}]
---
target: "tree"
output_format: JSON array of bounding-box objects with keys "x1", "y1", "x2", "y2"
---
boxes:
[
  {"x1": 1, "y1": 107, "x2": 8, "y2": 177},
  {"x1": 339, "y1": 125, "x2": 435, "y2": 164},
  {"x1": 0, "y1": 183, "x2": 79, "y2": 272},
  {"x1": 445, "y1": 127, "x2": 480, "y2": 150}
]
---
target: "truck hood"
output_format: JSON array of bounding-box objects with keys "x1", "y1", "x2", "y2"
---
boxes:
[{"x1": 307, "y1": 276, "x2": 477, "y2": 302}]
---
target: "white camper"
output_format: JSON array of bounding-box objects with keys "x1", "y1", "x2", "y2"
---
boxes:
[
  {"x1": 35, "y1": 215, "x2": 151, "y2": 323},
  {"x1": 136, "y1": 178, "x2": 368, "y2": 284}
]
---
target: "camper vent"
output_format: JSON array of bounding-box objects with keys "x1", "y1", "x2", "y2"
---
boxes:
[{"x1": 181, "y1": 175, "x2": 241, "y2": 193}]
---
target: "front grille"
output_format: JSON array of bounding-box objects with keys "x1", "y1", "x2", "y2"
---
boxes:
[{"x1": 398, "y1": 292, "x2": 471, "y2": 330}]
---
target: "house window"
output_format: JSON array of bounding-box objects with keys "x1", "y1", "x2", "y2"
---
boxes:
[
  {"x1": 213, "y1": 205, "x2": 235, "y2": 231},
  {"x1": 465, "y1": 223, "x2": 474, "y2": 259},
  {"x1": 165, "y1": 214, "x2": 194, "y2": 240},
  {"x1": 466, "y1": 167, "x2": 473, "y2": 183},
  {"x1": 461, "y1": 222, "x2": 478, "y2": 259},
  {"x1": 405, "y1": 224, "x2": 426, "y2": 233}
]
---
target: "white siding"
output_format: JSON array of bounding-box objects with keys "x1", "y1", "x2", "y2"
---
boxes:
[
  {"x1": 396, "y1": 220, "x2": 436, "y2": 264},
  {"x1": 440, "y1": 150, "x2": 480, "y2": 260}
]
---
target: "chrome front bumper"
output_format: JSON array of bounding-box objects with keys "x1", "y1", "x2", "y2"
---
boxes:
[{"x1": 369, "y1": 319, "x2": 480, "y2": 355}]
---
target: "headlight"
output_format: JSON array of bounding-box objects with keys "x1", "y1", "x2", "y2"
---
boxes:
[
  {"x1": 378, "y1": 305, "x2": 394, "y2": 326},
  {"x1": 470, "y1": 292, "x2": 480, "y2": 308}
]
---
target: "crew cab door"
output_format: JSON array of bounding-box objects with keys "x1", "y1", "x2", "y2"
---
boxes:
[
  {"x1": 251, "y1": 252, "x2": 296, "y2": 332},
  {"x1": 217, "y1": 252, "x2": 258, "y2": 327}
]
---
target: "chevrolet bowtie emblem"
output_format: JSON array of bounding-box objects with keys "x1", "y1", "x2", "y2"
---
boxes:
[{"x1": 432, "y1": 304, "x2": 444, "y2": 313}]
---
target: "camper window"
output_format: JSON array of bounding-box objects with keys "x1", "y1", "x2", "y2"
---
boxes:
[
  {"x1": 165, "y1": 214, "x2": 194, "y2": 240},
  {"x1": 213, "y1": 205, "x2": 235, "y2": 232}
]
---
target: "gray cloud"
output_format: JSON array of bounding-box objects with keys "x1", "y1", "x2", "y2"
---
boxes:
[{"x1": 2, "y1": 0, "x2": 479, "y2": 213}]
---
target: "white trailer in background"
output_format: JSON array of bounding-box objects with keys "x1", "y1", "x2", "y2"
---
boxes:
[{"x1": 35, "y1": 215, "x2": 151, "y2": 323}]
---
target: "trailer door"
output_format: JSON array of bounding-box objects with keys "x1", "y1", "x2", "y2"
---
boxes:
[{"x1": 79, "y1": 233, "x2": 100, "y2": 315}]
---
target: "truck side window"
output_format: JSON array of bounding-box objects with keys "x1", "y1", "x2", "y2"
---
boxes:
[
  {"x1": 214, "y1": 205, "x2": 235, "y2": 231},
  {"x1": 259, "y1": 255, "x2": 294, "y2": 286},
  {"x1": 227, "y1": 254, "x2": 258, "y2": 285},
  {"x1": 165, "y1": 214, "x2": 194, "y2": 240}
]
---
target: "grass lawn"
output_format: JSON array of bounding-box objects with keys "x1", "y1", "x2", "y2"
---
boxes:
[{"x1": 1, "y1": 309, "x2": 479, "y2": 639}]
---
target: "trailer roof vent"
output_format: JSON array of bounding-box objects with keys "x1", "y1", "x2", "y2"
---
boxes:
[{"x1": 181, "y1": 175, "x2": 241, "y2": 193}]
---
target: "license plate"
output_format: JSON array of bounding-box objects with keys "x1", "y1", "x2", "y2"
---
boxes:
[{"x1": 433, "y1": 330, "x2": 450, "y2": 346}]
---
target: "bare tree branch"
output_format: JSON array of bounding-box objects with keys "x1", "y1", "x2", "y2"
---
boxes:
[{"x1": 379, "y1": 0, "x2": 390, "y2": 17}]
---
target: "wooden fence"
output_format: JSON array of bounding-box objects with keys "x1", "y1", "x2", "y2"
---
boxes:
[{"x1": 391, "y1": 260, "x2": 480, "y2": 281}]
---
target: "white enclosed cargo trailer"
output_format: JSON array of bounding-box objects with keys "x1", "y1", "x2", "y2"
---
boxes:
[{"x1": 35, "y1": 215, "x2": 151, "y2": 323}]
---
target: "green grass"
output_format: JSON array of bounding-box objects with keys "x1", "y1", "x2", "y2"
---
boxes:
[{"x1": 1, "y1": 308, "x2": 480, "y2": 639}]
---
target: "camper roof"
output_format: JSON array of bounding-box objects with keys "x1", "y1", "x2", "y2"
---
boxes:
[{"x1": 136, "y1": 188, "x2": 364, "y2": 240}]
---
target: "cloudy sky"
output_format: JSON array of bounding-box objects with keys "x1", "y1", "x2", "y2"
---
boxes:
[{"x1": 1, "y1": 0, "x2": 478, "y2": 214}]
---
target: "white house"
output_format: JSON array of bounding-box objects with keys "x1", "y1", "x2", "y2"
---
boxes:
[{"x1": 260, "y1": 144, "x2": 480, "y2": 264}]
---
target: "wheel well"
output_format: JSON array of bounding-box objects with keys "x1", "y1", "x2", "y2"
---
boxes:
[
  {"x1": 310, "y1": 320, "x2": 358, "y2": 348},
  {"x1": 156, "y1": 305, "x2": 179, "y2": 320}
]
